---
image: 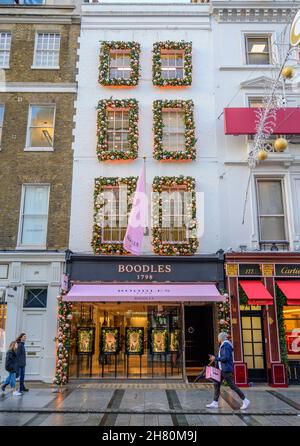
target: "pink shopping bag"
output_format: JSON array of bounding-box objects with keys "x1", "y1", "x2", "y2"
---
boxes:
[{"x1": 205, "y1": 366, "x2": 221, "y2": 382}]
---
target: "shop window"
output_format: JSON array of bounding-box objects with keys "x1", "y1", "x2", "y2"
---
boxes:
[
  {"x1": 0, "y1": 32, "x2": 11, "y2": 68},
  {"x1": 256, "y1": 179, "x2": 288, "y2": 249},
  {"x1": 23, "y1": 287, "x2": 48, "y2": 309},
  {"x1": 0, "y1": 105, "x2": 4, "y2": 147},
  {"x1": 26, "y1": 105, "x2": 55, "y2": 151},
  {"x1": 107, "y1": 109, "x2": 129, "y2": 152},
  {"x1": 283, "y1": 306, "x2": 300, "y2": 358},
  {"x1": 33, "y1": 33, "x2": 60, "y2": 69},
  {"x1": 248, "y1": 97, "x2": 264, "y2": 108},
  {"x1": 18, "y1": 185, "x2": 50, "y2": 248},
  {"x1": 245, "y1": 36, "x2": 271, "y2": 65},
  {"x1": 162, "y1": 110, "x2": 185, "y2": 152},
  {"x1": 102, "y1": 186, "x2": 128, "y2": 243}
]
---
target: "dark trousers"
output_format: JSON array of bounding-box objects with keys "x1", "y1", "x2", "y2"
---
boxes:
[
  {"x1": 18, "y1": 366, "x2": 26, "y2": 391},
  {"x1": 213, "y1": 371, "x2": 245, "y2": 402}
]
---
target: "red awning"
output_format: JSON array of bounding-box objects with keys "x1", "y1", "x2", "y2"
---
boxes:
[
  {"x1": 224, "y1": 107, "x2": 300, "y2": 135},
  {"x1": 240, "y1": 280, "x2": 273, "y2": 306},
  {"x1": 276, "y1": 281, "x2": 300, "y2": 306}
]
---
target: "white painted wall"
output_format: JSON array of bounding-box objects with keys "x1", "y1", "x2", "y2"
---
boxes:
[{"x1": 71, "y1": 2, "x2": 300, "y2": 256}]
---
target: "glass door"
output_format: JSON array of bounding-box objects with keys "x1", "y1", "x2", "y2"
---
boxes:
[{"x1": 241, "y1": 306, "x2": 267, "y2": 382}]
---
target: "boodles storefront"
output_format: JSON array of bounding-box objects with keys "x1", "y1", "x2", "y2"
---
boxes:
[{"x1": 57, "y1": 253, "x2": 225, "y2": 382}]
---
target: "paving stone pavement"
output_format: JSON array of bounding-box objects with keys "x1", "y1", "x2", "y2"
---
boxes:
[{"x1": 0, "y1": 383, "x2": 300, "y2": 426}]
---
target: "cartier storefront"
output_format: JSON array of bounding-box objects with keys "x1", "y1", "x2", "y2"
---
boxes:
[
  {"x1": 63, "y1": 252, "x2": 225, "y2": 381},
  {"x1": 226, "y1": 252, "x2": 300, "y2": 388}
]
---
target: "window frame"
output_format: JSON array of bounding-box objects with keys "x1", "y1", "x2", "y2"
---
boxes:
[
  {"x1": 244, "y1": 34, "x2": 272, "y2": 66},
  {"x1": 101, "y1": 185, "x2": 128, "y2": 244},
  {"x1": 161, "y1": 185, "x2": 189, "y2": 244},
  {"x1": 255, "y1": 177, "x2": 288, "y2": 244},
  {"x1": 0, "y1": 104, "x2": 5, "y2": 149},
  {"x1": 23, "y1": 286, "x2": 48, "y2": 310},
  {"x1": 32, "y1": 32, "x2": 61, "y2": 70},
  {"x1": 109, "y1": 49, "x2": 132, "y2": 81},
  {"x1": 17, "y1": 184, "x2": 50, "y2": 250},
  {"x1": 107, "y1": 108, "x2": 130, "y2": 153},
  {"x1": 25, "y1": 104, "x2": 56, "y2": 152},
  {"x1": 0, "y1": 31, "x2": 11, "y2": 69},
  {"x1": 160, "y1": 50, "x2": 185, "y2": 81},
  {"x1": 162, "y1": 109, "x2": 186, "y2": 153}
]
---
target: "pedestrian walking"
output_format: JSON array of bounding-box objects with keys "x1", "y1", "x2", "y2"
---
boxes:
[
  {"x1": 16, "y1": 333, "x2": 29, "y2": 393},
  {"x1": 206, "y1": 332, "x2": 250, "y2": 410},
  {"x1": 1, "y1": 341, "x2": 22, "y2": 396}
]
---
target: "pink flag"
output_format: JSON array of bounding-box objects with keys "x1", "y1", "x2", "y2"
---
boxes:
[{"x1": 123, "y1": 163, "x2": 147, "y2": 255}]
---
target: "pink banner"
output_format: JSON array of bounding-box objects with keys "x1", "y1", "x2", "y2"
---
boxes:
[{"x1": 123, "y1": 163, "x2": 147, "y2": 255}]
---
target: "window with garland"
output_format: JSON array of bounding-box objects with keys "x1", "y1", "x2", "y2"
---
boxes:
[
  {"x1": 153, "y1": 41, "x2": 192, "y2": 87},
  {"x1": 152, "y1": 176, "x2": 198, "y2": 255},
  {"x1": 99, "y1": 41, "x2": 140, "y2": 87},
  {"x1": 153, "y1": 100, "x2": 196, "y2": 161},
  {"x1": 91, "y1": 177, "x2": 137, "y2": 255},
  {"x1": 97, "y1": 99, "x2": 139, "y2": 162}
]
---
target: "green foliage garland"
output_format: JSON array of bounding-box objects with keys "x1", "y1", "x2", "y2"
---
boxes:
[
  {"x1": 91, "y1": 176, "x2": 137, "y2": 255},
  {"x1": 239, "y1": 285, "x2": 249, "y2": 306},
  {"x1": 99, "y1": 41, "x2": 140, "y2": 86},
  {"x1": 152, "y1": 175, "x2": 198, "y2": 255},
  {"x1": 97, "y1": 99, "x2": 139, "y2": 161},
  {"x1": 153, "y1": 100, "x2": 196, "y2": 161},
  {"x1": 54, "y1": 293, "x2": 72, "y2": 385},
  {"x1": 217, "y1": 291, "x2": 231, "y2": 335},
  {"x1": 153, "y1": 41, "x2": 192, "y2": 87},
  {"x1": 275, "y1": 284, "x2": 288, "y2": 366}
]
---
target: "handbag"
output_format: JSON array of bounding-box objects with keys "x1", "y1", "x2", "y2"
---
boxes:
[{"x1": 205, "y1": 365, "x2": 221, "y2": 383}]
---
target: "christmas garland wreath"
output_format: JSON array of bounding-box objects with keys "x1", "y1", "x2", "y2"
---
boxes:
[{"x1": 153, "y1": 41, "x2": 192, "y2": 87}]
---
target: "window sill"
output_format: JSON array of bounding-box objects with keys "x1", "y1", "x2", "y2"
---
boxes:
[
  {"x1": 15, "y1": 245, "x2": 47, "y2": 251},
  {"x1": 31, "y1": 66, "x2": 60, "y2": 70},
  {"x1": 24, "y1": 147, "x2": 54, "y2": 152},
  {"x1": 0, "y1": 66, "x2": 9, "y2": 70}
]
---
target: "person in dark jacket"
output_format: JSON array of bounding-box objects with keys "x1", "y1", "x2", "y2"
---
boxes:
[
  {"x1": 1, "y1": 341, "x2": 22, "y2": 396},
  {"x1": 16, "y1": 333, "x2": 29, "y2": 392},
  {"x1": 206, "y1": 332, "x2": 250, "y2": 410}
]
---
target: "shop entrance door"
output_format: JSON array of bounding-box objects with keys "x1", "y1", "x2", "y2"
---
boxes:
[
  {"x1": 241, "y1": 309, "x2": 267, "y2": 382},
  {"x1": 184, "y1": 305, "x2": 214, "y2": 377}
]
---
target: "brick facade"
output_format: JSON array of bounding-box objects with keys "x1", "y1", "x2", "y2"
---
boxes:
[{"x1": 0, "y1": 17, "x2": 80, "y2": 250}]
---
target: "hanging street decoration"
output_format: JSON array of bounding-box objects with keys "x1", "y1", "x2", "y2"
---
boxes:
[{"x1": 290, "y1": 10, "x2": 300, "y2": 46}]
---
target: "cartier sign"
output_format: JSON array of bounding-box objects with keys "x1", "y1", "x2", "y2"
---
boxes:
[{"x1": 275, "y1": 264, "x2": 300, "y2": 277}]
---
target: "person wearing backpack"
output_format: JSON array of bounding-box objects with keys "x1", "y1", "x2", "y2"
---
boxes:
[
  {"x1": 206, "y1": 332, "x2": 250, "y2": 410},
  {"x1": 1, "y1": 341, "x2": 22, "y2": 396}
]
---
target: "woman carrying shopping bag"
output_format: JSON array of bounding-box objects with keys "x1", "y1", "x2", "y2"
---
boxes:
[
  {"x1": 206, "y1": 332, "x2": 250, "y2": 410},
  {"x1": 1, "y1": 341, "x2": 22, "y2": 396}
]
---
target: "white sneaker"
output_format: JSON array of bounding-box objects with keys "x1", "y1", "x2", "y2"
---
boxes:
[
  {"x1": 240, "y1": 398, "x2": 250, "y2": 410},
  {"x1": 206, "y1": 401, "x2": 219, "y2": 408},
  {"x1": 12, "y1": 391, "x2": 22, "y2": 396}
]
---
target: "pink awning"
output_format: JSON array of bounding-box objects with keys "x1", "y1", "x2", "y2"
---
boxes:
[
  {"x1": 63, "y1": 283, "x2": 224, "y2": 303},
  {"x1": 224, "y1": 107, "x2": 300, "y2": 135}
]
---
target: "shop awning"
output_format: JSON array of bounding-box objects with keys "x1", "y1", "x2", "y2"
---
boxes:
[
  {"x1": 63, "y1": 283, "x2": 225, "y2": 303},
  {"x1": 239, "y1": 280, "x2": 273, "y2": 305},
  {"x1": 224, "y1": 107, "x2": 300, "y2": 135},
  {"x1": 276, "y1": 281, "x2": 300, "y2": 306}
]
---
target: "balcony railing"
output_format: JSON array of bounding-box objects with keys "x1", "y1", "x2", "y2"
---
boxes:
[{"x1": 259, "y1": 241, "x2": 290, "y2": 252}]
